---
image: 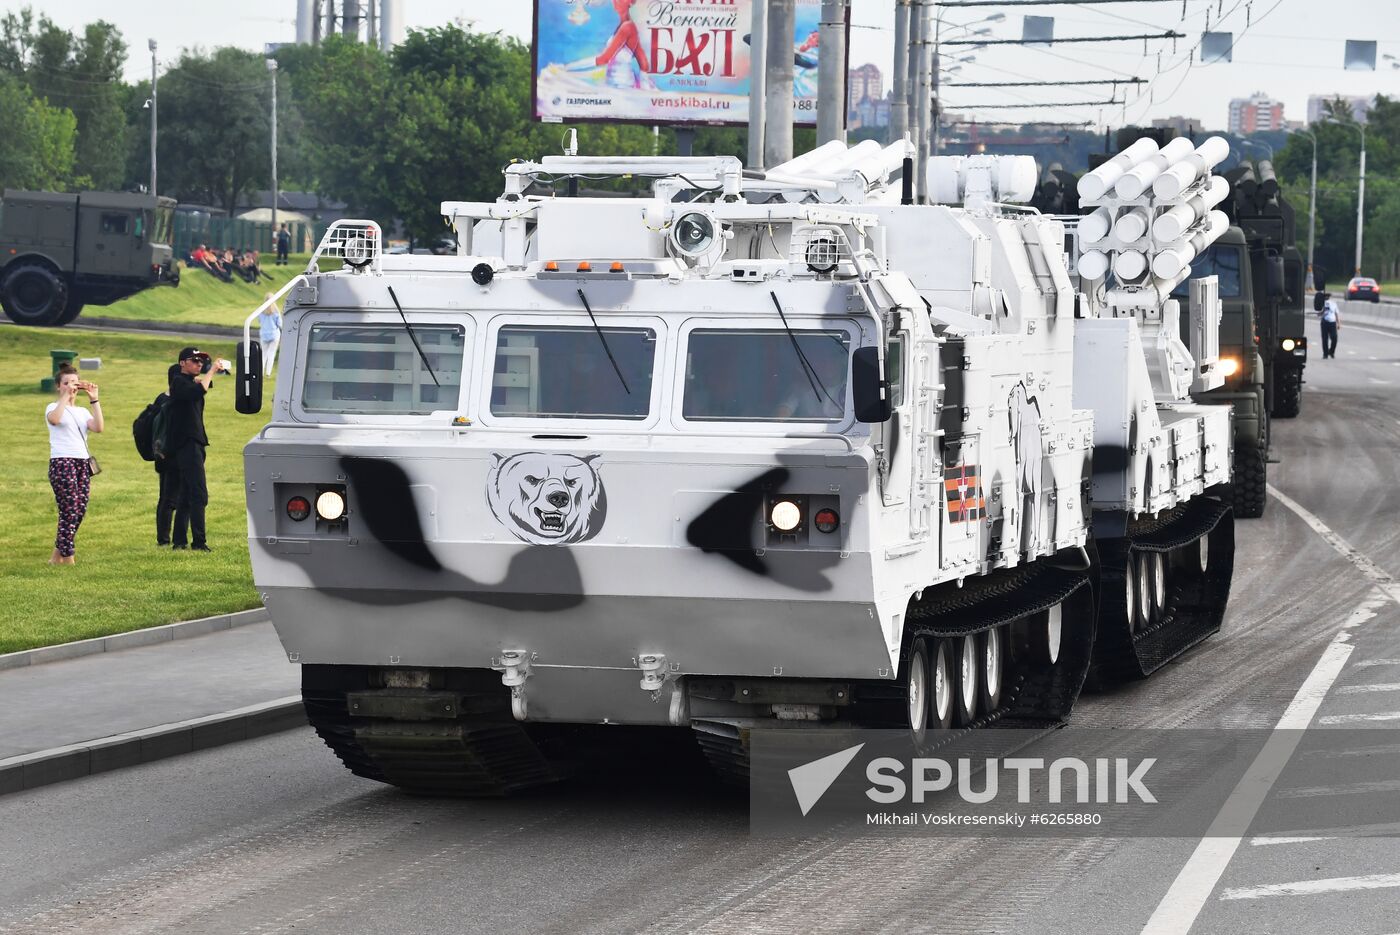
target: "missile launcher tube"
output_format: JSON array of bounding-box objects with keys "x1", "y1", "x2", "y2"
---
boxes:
[
  {"x1": 1078, "y1": 137, "x2": 1159, "y2": 201},
  {"x1": 1153, "y1": 136, "x2": 1230, "y2": 200},
  {"x1": 1150, "y1": 210, "x2": 1230, "y2": 279},
  {"x1": 1153, "y1": 177, "x2": 1230, "y2": 242},
  {"x1": 1114, "y1": 137, "x2": 1196, "y2": 199}
]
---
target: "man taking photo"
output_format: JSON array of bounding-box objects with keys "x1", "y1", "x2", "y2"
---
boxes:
[{"x1": 168, "y1": 347, "x2": 229, "y2": 552}]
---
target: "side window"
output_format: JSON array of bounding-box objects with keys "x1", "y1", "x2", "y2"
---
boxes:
[
  {"x1": 886, "y1": 335, "x2": 905, "y2": 409},
  {"x1": 101, "y1": 213, "x2": 128, "y2": 235},
  {"x1": 134, "y1": 213, "x2": 145, "y2": 238},
  {"x1": 302, "y1": 323, "x2": 466, "y2": 415}
]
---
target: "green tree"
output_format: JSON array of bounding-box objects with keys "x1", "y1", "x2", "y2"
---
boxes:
[
  {"x1": 0, "y1": 9, "x2": 128, "y2": 190},
  {"x1": 0, "y1": 72, "x2": 77, "y2": 190},
  {"x1": 156, "y1": 47, "x2": 281, "y2": 214}
]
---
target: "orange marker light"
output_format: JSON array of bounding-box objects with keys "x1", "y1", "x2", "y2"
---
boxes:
[
  {"x1": 544, "y1": 261, "x2": 558, "y2": 271},
  {"x1": 610, "y1": 261, "x2": 624, "y2": 272},
  {"x1": 577, "y1": 261, "x2": 592, "y2": 272}
]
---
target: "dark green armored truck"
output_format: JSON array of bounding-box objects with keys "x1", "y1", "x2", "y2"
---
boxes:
[{"x1": 0, "y1": 190, "x2": 178, "y2": 327}]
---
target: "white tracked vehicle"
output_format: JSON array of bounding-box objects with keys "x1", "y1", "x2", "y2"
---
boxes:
[{"x1": 234, "y1": 139, "x2": 1236, "y2": 794}]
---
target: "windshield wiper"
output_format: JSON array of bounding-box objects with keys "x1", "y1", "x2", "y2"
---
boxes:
[
  {"x1": 387, "y1": 285, "x2": 439, "y2": 387},
  {"x1": 576, "y1": 288, "x2": 631, "y2": 395},
  {"x1": 770, "y1": 290, "x2": 841, "y2": 410}
]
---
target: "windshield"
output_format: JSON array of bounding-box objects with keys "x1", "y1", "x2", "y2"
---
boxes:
[
  {"x1": 682, "y1": 329, "x2": 850, "y2": 423},
  {"x1": 152, "y1": 206, "x2": 174, "y2": 245},
  {"x1": 1171, "y1": 244, "x2": 1243, "y2": 299},
  {"x1": 302, "y1": 323, "x2": 465, "y2": 414},
  {"x1": 490, "y1": 325, "x2": 655, "y2": 420}
]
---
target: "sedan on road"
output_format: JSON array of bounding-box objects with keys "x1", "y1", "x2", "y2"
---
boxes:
[{"x1": 1347, "y1": 276, "x2": 1382, "y2": 302}]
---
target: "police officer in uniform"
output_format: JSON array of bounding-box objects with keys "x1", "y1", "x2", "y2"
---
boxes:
[{"x1": 168, "y1": 347, "x2": 226, "y2": 551}]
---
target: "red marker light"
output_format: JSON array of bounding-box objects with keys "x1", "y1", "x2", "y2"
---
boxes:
[
  {"x1": 286, "y1": 496, "x2": 311, "y2": 521},
  {"x1": 814, "y1": 508, "x2": 840, "y2": 534}
]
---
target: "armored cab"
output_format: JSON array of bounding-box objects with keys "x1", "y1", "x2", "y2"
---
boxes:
[
  {"x1": 234, "y1": 143, "x2": 1234, "y2": 795},
  {"x1": 0, "y1": 190, "x2": 179, "y2": 327}
]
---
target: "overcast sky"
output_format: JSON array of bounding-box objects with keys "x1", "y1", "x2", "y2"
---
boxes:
[{"x1": 40, "y1": 1, "x2": 1400, "y2": 131}]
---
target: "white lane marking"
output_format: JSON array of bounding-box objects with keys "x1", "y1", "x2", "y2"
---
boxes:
[
  {"x1": 1369, "y1": 378, "x2": 1392, "y2": 385},
  {"x1": 1267, "y1": 485, "x2": 1400, "y2": 606},
  {"x1": 1318, "y1": 711, "x2": 1400, "y2": 725},
  {"x1": 1344, "y1": 323, "x2": 1400, "y2": 338},
  {"x1": 1138, "y1": 600, "x2": 1367, "y2": 935},
  {"x1": 1247, "y1": 836, "x2": 1335, "y2": 846},
  {"x1": 1221, "y1": 873, "x2": 1400, "y2": 901},
  {"x1": 1277, "y1": 779, "x2": 1400, "y2": 798},
  {"x1": 1354, "y1": 659, "x2": 1400, "y2": 668},
  {"x1": 1338, "y1": 682, "x2": 1400, "y2": 694}
]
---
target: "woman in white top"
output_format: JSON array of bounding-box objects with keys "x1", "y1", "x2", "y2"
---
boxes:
[{"x1": 44, "y1": 364, "x2": 104, "y2": 564}]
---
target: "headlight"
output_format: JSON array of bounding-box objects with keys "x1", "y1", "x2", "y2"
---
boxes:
[
  {"x1": 1219, "y1": 357, "x2": 1240, "y2": 377},
  {"x1": 770, "y1": 500, "x2": 802, "y2": 532},
  {"x1": 316, "y1": 489, "x2": 347, "y2": 521},
  {"x1": 1281, "y1": 338, "x2": 1296, "y2": 352}
]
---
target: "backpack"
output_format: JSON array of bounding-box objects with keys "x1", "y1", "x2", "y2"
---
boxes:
[{"x1": 133, "y1": 392, "x2": 170, "y2": 461}]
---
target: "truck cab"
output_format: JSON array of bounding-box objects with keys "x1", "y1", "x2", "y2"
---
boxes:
[{"x1": 0, "y1": 190, "x2": 178, "y2": 327}]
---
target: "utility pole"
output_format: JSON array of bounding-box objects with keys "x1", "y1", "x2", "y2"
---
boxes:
[
  {"x1": 816, "y1": 0, "x2": 847, "y2": 145},
  {"x1": 148, "y1": 39, "x2": 157, "y2": 197},
  {"x1": 891, "y1": 0, "x2": 910, "y2": 143},
  {"x1": 931, "y1": 13, "x2": 942, "y2": 159},
  {"x1": 764, "y1": 0, "x2": 795, "y2": 167},
  {"x1": 914, "y1": 1, "x2": 932, "y2": 199},
  {"x1": 267, "y1": 59, "x2": 279, "y2": 238},
  {"x1": 747, "y1": 0, "x2": 768, "y2": 168},
  {"x1": 1296, "y1": 129, "x2": 1318, "y2": 290},
  {"x1": 1356, "y1": 131, "x2": 1367, "y2": 276}
]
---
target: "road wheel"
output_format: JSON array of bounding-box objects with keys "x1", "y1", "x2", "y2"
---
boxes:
[
  {"x1": 1148, "y1": 551, "x2": 1167, "y2": 618},
  {"x1": 1037, "y1": 603, "x2": 1064, "y2": 666},
  {"x1": 1231, "y1": 446, "x2": 1267, "y2": 519},
  {"x1": 978, "y1": 626, "x2": 1005, "y2": 713},
  {"x1": 1198, "y1": 535, "x2": 1210, "y2": 574},
  {"x1": 931, "y1": 639, "x2": 954, "y2": 730},
  {"x1": 906, "y1": 639, "x2": 931, "y2": 743},
  {"x1": 1137, "y1": 553, "x2": 1154, "y2": 626},
  {"x1": 1273, "y1": 367, "x2": 1302, "y2": 419},
  {"x1": 955, "y1": 633, "x2": 979, "y2": 726},
  {"x1": 1124, "y1": 557, "x2": 1140, "y2": 633},
  {"x1": 0, "y1": 262, "x2": 69, "y2": 326},
  {"x1": 55, "y1": 294, "x2": 84, "y2": 326}
]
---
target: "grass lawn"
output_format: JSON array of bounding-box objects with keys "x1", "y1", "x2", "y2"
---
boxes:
[
  {"x1": 95, "y1": 254, "x2": 336, "y2": 329},
  {"x1": 0, "y1": 327, "x2": 273, "y2": 652}
]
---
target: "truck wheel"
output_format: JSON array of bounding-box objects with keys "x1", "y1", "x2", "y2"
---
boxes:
[
  {"x1": 1231, "y1": 447, "x2": 1267, "y2": 519},
  {"x1": 55, "y1": 295, "x2": 85, "y2": 326},
  {"x1": 1273, "y1": 367, "x2": 1302, "y2": 419},
  {"x1": 0, "y1": 262, "x2": 69, "y2": 326},
  {"x1": 954, "y1": 633, "x2": 979, "y2": 726}
]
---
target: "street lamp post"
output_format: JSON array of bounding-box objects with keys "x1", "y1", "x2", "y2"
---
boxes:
[
  {"x1": 1295, "y1": 128, "x2": 1318, "y2": 291},
  {"x1": 1330, "y1": 117, "x2": 1367, "y2": 275},
  {"x1": 267, "y1": 59, "x2": 279, "y2": 241},
  {"x1": 931, "y1": 15, "x2": 1001, "y2": 159},
  {"x1": 148, "y1": 39, "x2": 157, "y2": 197}
]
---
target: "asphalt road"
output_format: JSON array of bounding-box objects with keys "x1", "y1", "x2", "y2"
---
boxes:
[{"x1": 3, "y1": 316, "x2": 1399, "y2": 935}]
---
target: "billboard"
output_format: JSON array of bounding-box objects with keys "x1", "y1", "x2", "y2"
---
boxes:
[{"x1": 533, "y1": 0, "x2": 832, "y2": 127}]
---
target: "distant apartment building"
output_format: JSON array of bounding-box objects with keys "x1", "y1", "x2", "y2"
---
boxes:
[
  {"x1": 847, "y1": 63, "x2": 890, "y2": 130},
  {"x1": 1228, "y1": 93, "x2": 1285, "y2": 135},
  {"x1": 1307, "y1": 94, "x2": 1375, "y2": 125}
]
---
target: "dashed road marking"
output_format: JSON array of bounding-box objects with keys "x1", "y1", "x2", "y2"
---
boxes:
[
  {"x1": 1318, "y1": 711, "x2": 1400, "y2": 725},
  {"x1": 1354, "y1": 659, "x2": 1400, "y2": 668},
  {"x1": 1221, "y1": 873, "x2": 1400, "y2": 901},
  {"x1": 1247, "y1": 836, "x2": 1335, "y2": 846},
  {"x1": 1277, "y1": 779, "x2": 1400, "y2": 798},
  {"x1": 1268, "y1": 485, "x2": 1400, "y2": 606},
  {"x1": 1369, "y1": 378, "x2": 1392, "y2": 385},
  {"x1": 1337, "y1": 682, "x2": 1400, "y2": 694},
  {"x1": 1137, "y1": 596, "x2": 1379, "y2": 935}
]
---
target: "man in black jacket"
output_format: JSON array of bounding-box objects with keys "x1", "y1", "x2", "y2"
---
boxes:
[
  {"x1": 168, "y1": 347, "x2": 223, "y2": 551},
  {"x1": 155, "y1": 363, "x2": 183, "y2": 546}
]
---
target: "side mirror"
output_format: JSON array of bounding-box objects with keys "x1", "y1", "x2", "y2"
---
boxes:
[
  {"x1": 235, "y1": 340, "x2": 263, "y2": 414},
  {"x1": 1265, "y1": 256, "x2": 1285, "y2": 298},
  {"x1": 852, "y1": 345, "x2": 892, "y2": 423},
  {"x1": 1313, "y1": 268, "x2": 1327, "y2": 292}
]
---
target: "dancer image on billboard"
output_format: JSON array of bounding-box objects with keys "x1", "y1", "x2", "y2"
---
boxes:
[{"x1": 562, "y1": 0, "x2": 656, "y2": 90}]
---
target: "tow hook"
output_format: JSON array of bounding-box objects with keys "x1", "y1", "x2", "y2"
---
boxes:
[
  {"x1": 638, "y1": 653, "x2": 689, "y2": 727},
  {"x1": 493, "y1": 650, "x2": 533, "y2": 722}
]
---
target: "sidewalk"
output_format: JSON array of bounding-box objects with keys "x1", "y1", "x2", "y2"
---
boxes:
[{"x1": 0, "y1": 619, "x2": 302, "y2": 793}]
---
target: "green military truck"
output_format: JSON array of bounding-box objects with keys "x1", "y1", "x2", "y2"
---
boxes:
[
  {"x1": 0, "y1": 190, "x2": 179, "y2": 327},
  {"x1": 1172, "y1": 227, "x2": 1270, "y2": 517},
  {"x1": 1220, "y1": 161, "x2": 1308, "y2": 419}
]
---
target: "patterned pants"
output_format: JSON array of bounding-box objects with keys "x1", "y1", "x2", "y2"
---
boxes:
[{"x1": 49, "y1": 457, "x2": 91, "y2": 557}]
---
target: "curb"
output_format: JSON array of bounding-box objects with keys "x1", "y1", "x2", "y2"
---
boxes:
[
  {"x1": 0, "y1": 697, "x2": 305, "y2": 797},
  {"x1": 79, "y1": 316, "x2": 241, "y2": 338},
  {"x1": 0, "y1": 607, "x2": 269, "y2": 672}
]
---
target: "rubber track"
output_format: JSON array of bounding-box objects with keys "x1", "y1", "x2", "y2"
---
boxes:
[
  {"x1": 1232, "y1": 446, "x2": 1267, "y2": 519},
  {"x1": 693, "y1": 563, "x2": 1097, "y2": 785},
  {"x1": 301, "y1": 665, "x2": 560, "y2": 796},
  {"x1": 1088, "y1": 496, "x2": 1235, "y2": 686}
]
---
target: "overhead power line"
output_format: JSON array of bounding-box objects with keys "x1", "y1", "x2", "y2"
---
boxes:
[
  {"x1": 935, "y1": 0, "x2": 1178, "y2": 5},
  {"x1": 944, "y1": 30, "x2": 1184, "y2": 46},
  {"x1": 943, "y1": 78, "x2": 1147, "y2": 87},
  {"x1": 950, "y1": 99, "x2": 1123, "y2": 108}
]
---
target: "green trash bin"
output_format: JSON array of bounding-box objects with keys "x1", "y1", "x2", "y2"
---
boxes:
[{"x1": 50, "y1": 349, "x2": 77, "y2": 376}]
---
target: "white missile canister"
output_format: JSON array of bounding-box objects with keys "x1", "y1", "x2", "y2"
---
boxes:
[
  {"x1": 1113, "y1": 208, "x2": 1149, "y2": 243},
  {"x1": 1077, "y1": 249, "x2": 1110, "y2": 280},
  {"x1": 1078, "y1": 138, "x2": 1158, "y2": 201},
  {"x1": 1079, "y1": 207, "x2": 1113, "y2": 244},
  {"x1": 1152, "y1": 176, "x2": 1230, "y2": 242},
  {"x1": 1153, "y1": 136, "x2": 1230, "y2": 199},
  {"x1": 1113, "y1": 249, "x2": 1149, "y2": 282},
  {"x1": 1114, "y1": 137, "x2": 1195, "y2": 199}
]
